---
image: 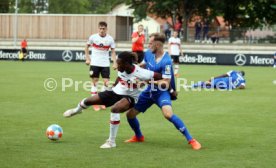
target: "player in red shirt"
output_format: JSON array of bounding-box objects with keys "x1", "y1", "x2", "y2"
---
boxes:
[
  {"x1": 20, "y1": 39, "x2": 28, "y2": 61},
  {"x1": 132, "y1": 24, "x2": 145, "y2": 63}
]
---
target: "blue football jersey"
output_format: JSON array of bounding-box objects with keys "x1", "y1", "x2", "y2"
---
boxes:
[
  {"x1": 227, "y1": 70, "x2": 246, "y2": 89},
  {"x1": 143, "y1": 49, "x2": 176, "y2": 94}
]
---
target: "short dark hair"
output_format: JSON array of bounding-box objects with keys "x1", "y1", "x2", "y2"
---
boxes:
[
  {"x1": 118, "y1": 51, "x2": 135, "y2": 65},
  {"x1": 99, "y1": 21, "x2": 107, "y2": 27},
  {"x1": 240, "y1": 71, "x2": 245, "y2": 76},
  {"x1": 152, "y1": 33, "x2": 166, "y2": 43}
]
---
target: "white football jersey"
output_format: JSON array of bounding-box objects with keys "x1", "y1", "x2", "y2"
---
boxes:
[
  {"x1": 168, "y1": 37, "x2": 181, "y2": 55},
  {"x1": 112, "y1": 65, "x2": 154, "y2": 102},
  {"x1": 87, "y1": 33, "x2": 115, "y2": 67}
]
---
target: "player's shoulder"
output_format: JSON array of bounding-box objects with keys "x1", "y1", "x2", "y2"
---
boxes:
[
  {"x1": 132, "y1": 31, "x2": 138, "y2": 36},
  {"x1": 144, "y1": 49, "x2": 153, "y2": 59},
  {"x1": 133, "y1": 64, "x2": 143, "y2": 72},
  {"x1": 163, "y1": 52, "x2": 173, "y2": 63},
  {"x1": 104, "y1": 34, "x2": 114, "y2": 40}
]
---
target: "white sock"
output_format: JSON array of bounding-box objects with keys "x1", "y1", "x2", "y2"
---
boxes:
[
  {"x1": 109, "y1": 113, "x2": 120, "y2": 142},
  {"x1": 74, "y1": 98, "x2": 87, "y2": 112},
  {"x1": 91, "y1": 84, "x2": 97, "y2": 96},
  {"x1": 174, "y1": 64, "x2": 179, "y2": 74}
]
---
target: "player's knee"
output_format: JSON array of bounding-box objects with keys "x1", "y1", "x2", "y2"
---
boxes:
[
  {"x1": 162, "y1": 106, "x2": 173, "y2": 119},
  {"x1": 126, "y1": 110, "x2": 137, "y2": 119},
  {"x1": 163, "y1": 113, "x2": 172, "y2": 120},
  {"x1": 111, "y1": 106, "x2": 120, "y2": 113}
]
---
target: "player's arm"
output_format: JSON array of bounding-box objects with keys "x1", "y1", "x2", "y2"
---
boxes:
[
  {"x1": 132, "y1": 33, "x2": 140, "y2": 43},
  {"x1": 168, "y1": 42, "x2": 172, "y2": 55},
  {"x1": 179, "y1": 42, "x2": 183, "y2": 56},
  {"x1": 113, "y1": 77, "x2": 120, "y2": 87},
  {"x1": 85, "y1": 44, "x2": 91, "y2": 65},
  {"x1": 150, "y1": 78, "x2": 171, "y2": 89},
  {"x1": 139, "y1": 60, "x2": 146, "y2": 68},
  {"x1": 111, "y1": 48, "x2": 117, "y2": 70}
]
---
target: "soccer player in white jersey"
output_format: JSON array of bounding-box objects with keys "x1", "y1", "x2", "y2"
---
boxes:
[
  {"x1": 85, "y1": 21, "x2": 117, "y2": 111},
  {"x1": 168, "y1": 31, "x2": 183, "y2": 77},
  {"x1": 63, "y1": 51, "x2": 162, "y2": 148}
]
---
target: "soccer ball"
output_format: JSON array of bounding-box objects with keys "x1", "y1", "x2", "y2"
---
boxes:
[{"x1": 46, "y1": 124, "x2": 63, "y2": 140}]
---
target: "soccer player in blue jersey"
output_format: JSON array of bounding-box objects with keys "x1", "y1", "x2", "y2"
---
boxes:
[
  {"x1": 125, "y1": 33, "x2": 201, "y2": 150},
  {"x1": 193, "y1": 70, "x2": 246, "y2": 90}
]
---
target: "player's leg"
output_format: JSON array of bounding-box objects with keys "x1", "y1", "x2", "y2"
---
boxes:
[
  {"x1": 90, "y1": 66, "x2": 101, "y2": 111},
  {"x1": 100, "y1": 113, "x2": 119, "y2": 149},
  {"x1": 22, "y1": 48, "x2": 27, "y2": 60},
  {"x1": 125, "y1": 92, "x2": 153, "y2": 142},
  {"x1": 173, "y1": 55, "x2": 180, "y2": 77},
  {"x1": 99, "y1": 67, "x2": 110, "y2": 110},
  {"x1": 100, "y1": 97, "x2": 134, "y2": 148},
  {"x1": 157, "y1": 92, "x2": 201, "y2": 150},
  {"x1": 64, "y1": 90, "x2": 119, "y2": 117},
  {"x1": 212, "y1": 77, "x2": 229, "y2": 90},
  {"x1": 63, "y1": 94, "x2": 103, "y2": 117},
  {"x1": 125, "y1": 108, "x2": 145, "y2": 142}
]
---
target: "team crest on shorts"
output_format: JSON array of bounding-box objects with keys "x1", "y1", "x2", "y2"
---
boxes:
[
  {"x1": 165, "y1": 65, "x2": 171, "y2": 75},
  {"x1": 89, "y1": 71, "x2": 93, "y2": 76}
]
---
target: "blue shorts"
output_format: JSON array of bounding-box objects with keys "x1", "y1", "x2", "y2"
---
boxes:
[
  {"x1": 212, "y1": 77, "x2": 230, "y2": 89},
  {"x1": 134, "y1": 91, "x2": 172, "y2": 112}
]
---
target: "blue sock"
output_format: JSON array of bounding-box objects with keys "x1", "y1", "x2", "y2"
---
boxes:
[
  {"x1": 168, "y1": 114, "x2": 193, "y2": 141},
  {"x1": 127, "y1": 117, "x2": 143, "y2": 138}
]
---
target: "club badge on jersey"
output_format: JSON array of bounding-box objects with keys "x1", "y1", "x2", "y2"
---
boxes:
[{"x1": 165, "y1": 65, "x2": 171, "y2": 75}]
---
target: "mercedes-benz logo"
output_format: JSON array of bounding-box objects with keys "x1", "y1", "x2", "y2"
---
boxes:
[
  {"x1": 234, "y1": 54, "x2": 247, "y2": 66},
  {"x1": 62, "y1": 50, "x2": 73, "y2": 62}
]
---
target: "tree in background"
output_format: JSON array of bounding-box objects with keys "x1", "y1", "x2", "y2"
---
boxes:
[
  {"x1": 125, "y1": 0, "x2": 276, "y2": 42},
  {"x1": 0, "y1": 0, "x2": 124, "y2": 14},
  {"x1": 0, "y1": 0, "x2": 11, "y2": 13}
]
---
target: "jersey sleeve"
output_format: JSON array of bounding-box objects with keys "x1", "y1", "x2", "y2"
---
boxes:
[
  {"x1": 86, "y1": 35, "x2": 93, "y2": 45},
  {"x1": 177, "y1": 38, "x2": 181, "y2": 45},
  {"x1": 226, "y1": 70, "x2": 234, "y2": 77},
  {"x1": 135, "y1": 66, "x2": 154, "y2": 80},
  {"x1": 143, "y1": 49, "x2": 151, "y2": 63},
  {"x1": 168, "y1": 38, "x2": 172, "y2": 44},
  {"x1": 132, "y1": 32, "x2": 138, "y2": 38},
  {"x1": 161, "y1": 59, "x2": 172, "y2": 79},
  {"x1": 110, "y1": 37, "x2": 116, "y2": 49}
]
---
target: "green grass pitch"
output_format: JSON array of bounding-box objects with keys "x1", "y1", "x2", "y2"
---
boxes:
[{"x1": 0, "y1": 61, "x2": 275, "y2": 168}]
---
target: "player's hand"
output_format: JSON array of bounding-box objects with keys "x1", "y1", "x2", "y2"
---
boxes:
[
  {"x1": 85, "y1": 59, "x2": 90, "y2": 65},
  {"x1": 171, "y1": 90, "x2": 178, "y2": 98}
]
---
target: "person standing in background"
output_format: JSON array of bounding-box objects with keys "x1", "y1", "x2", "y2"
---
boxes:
[
  {"x1": 20, "y1": 39, "x2": 28, "y2": 61},
  {"x1": 168, "y1": 31, "x2": 183, "y2": 77},
  {"x1": 202, "y1": 18, "x2": 210, "y2": 43},
  {"x1": 162, "y1": 21, "x2": 171, "y2": 41},
  {"x1": 194, "y1": 18, "x2": 202, "y2": 43},
  {"x1": 132, "y1": 24, "x2": 145, "y2": 63},
  {"x1": 85, "y1": 21, "x2": 117, "y2": 111},
  {"x1": 174, "y1": 20, "x2": 182, "y2": 38}
]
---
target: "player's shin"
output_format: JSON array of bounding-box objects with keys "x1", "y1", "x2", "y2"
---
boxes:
[
  {"x1": 91, "y1": 84, "x2": 97, "y2": 96},
  {"x1": 174, "y1": 64, "x2": 179, "y2": 74},
  {"x1": 168, "y1": 114, "x2": 193, "y2": 141},
  {"x1": 74, "y1": 98, "x2": 88, "y2": 112},
  {"x1": 109, "y1": 113, "x2": 120, "y2": 142},
  {"x1": 127, "y1": 117, "x2": 143, "y2": 138}
]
